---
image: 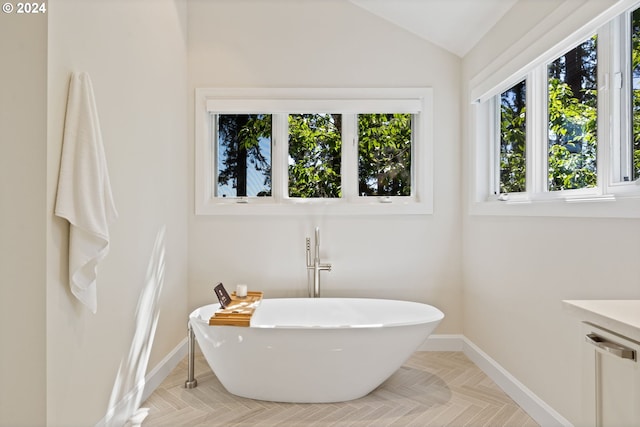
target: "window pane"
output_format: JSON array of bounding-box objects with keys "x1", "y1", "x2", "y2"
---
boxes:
[
  {"x1": 500, "y1": 81, "x2": 527, "y2": 193},
  {"x1": 216, "y1": 114, "x2": 272, "y2": 197},
  {"x1": 288, "y1": 114, "x2": 342, "y2": 198},
  {"x1": 358, "y1": 113, "x2": 412, "y2": 196},
  {"x1": 632, "y1": 7, "x2": 640, "y2": 181},
  {"x1": 547, "y1": 36, "x2": 598, "y2": 191}
]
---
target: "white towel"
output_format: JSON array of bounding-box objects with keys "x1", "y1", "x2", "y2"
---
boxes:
[{"x1": 55, "y1": 71, "x2": 118, "y2": 314}]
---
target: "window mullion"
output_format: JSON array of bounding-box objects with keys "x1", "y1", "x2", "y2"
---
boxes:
[
  {"x1": 272, "y1": 113, "x2": 288, "y2": 201},
  {"x1": 617, "y1": 12, "x2": 632, "y2": 184},
  {"x1": 208, "y1": 113, "x2": 217, "y2": 200},
  {"x1": 530, "y1": 66, "x2": 547, "y2": 195},
  {"x1": 598, "y1": 20, "x2": 614, "y2": 192},
  {"x1": 490, "y1": 97, "x2": 500, "y2": 196},
  {"x1": 341, "y1": 114, "x2": 357, "y2": 201}
]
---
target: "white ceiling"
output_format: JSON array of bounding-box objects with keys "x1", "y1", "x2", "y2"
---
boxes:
[{"x1": 349, "y1": 0, "x2": 519, "y2": 57}]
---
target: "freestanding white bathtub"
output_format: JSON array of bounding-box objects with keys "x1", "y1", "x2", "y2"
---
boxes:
[{"x1": 189, "y1": 298, "x2": 444, "y2": 403}]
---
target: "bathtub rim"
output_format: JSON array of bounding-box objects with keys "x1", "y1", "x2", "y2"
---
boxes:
[{"x1": 189, "y1": 297, "x2": 444, "y2": 330}]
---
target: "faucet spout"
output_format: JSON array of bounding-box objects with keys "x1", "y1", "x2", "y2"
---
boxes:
[{"x1": 306, "y1": 227, "x2": 331, "y2": 297}]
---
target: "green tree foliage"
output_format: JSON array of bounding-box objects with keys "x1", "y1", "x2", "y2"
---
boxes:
[
  {"x1": 358, "y1": 114, "x2": 412, "y2": 196},
  {"x1": 547, "y1": 79, "x2": 597, "y2": 190},
  {"x1": 217, "y1": 112, "x2": 413, "y2": 199},
  {"x1": 500, "y1": 82, "x2": 526, "y2": 193},
  {"x1": 217, "y1": 114, "x2": 272, "y2": 196},
  {"x1": 547, "y1": 36, "x2": 597, "y2": 191},
  {"x1": 288, "y1": 114, "x2": 342, "y2": 198}
]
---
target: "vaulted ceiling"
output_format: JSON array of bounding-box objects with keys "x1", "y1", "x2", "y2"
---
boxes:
[{"x1": 349, "y1": 0, "x2": 519, "y2": 57}]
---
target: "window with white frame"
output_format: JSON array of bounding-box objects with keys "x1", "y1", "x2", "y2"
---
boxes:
[
  {"x1": 473, "y1": 2, "x2": 640, "y2": 212},
  {"x1": 195, "y1": 88, "x2": 432, "y2": 215}
]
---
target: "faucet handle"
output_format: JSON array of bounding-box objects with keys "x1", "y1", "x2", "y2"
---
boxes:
[
  {"x1": 320, "y1": 263, "x2": 332, "y2": 271},
  {"x1": 305, "y1": 237, "x2": 312, "y2": 267}
]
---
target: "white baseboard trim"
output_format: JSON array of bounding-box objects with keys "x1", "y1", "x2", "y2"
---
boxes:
[
  {"x1": 419, "y1": 334, "x2": 573, "y2": 427},
  {"x1": 95, "y1": 338, "x2": 188, "y2": 427},
  {"x1": 461, "y1": 337, "x2": 573, "y2": 427},
  {"x1": 418, "y1": 334, "x2": 465, "y2": 351},
  {"x1": 141, "y1": 337, "x2": 188, "y2": 402}
]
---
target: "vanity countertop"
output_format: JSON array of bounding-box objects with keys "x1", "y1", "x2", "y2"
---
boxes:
[{"x1": 563, "y1": 300, "x2": 640, "y2": 342}]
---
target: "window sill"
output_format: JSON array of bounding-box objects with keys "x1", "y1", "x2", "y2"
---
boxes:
[
  {"x1": 469, "y1": 193, "x2": 640, "y2": 218},
  {"x1": 195, "y1": 197, "x2": 433, "y2": 216}
]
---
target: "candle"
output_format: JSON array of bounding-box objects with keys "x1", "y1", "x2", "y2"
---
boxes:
[{"x1": 236, "y1": 284, "x2": 248, "y2": 298}]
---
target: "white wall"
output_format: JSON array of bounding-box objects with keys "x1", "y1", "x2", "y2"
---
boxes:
[
  {"x1": 0, "y1": 9, "x2": 47, "y2": 427},
  {"x1": 187, "y1": 0, "x2": 463, "y2": 335},
  {"x1": 462, "y1": 0, "x2": 640, "y2": 424},
  {"x1": 47, "y1": 0, "x2": 188, "y2": 425}
]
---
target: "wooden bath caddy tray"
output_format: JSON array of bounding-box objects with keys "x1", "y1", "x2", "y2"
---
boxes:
[{"x1": 209, "y1": 291, "x2": 263, "y2": 326}]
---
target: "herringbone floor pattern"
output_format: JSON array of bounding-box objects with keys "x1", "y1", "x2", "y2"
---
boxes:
[{"x1": 141, "y1": 351, "x2": 539, "y2": 426}]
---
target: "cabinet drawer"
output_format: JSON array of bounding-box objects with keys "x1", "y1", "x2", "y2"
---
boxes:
[{"x1": 582, "y1": 323, "x2": 640, "y2": 427}]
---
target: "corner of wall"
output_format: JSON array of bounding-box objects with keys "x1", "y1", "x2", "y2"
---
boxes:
[{"x1": 0, "y1": 9, "x2": 48, "y2": 427}]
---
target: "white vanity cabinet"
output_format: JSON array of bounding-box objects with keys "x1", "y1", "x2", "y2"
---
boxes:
[
  {"x1": 581, "y1": 322, "x2": 640, "y2": 427},
  {"x1": 563, "y1": 300, "x2": 640, "y2": 427}
]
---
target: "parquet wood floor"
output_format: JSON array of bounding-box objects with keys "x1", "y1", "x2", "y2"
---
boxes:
[{"x1": 141, "y1": 351, "x2": 539, "y2": 426}]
